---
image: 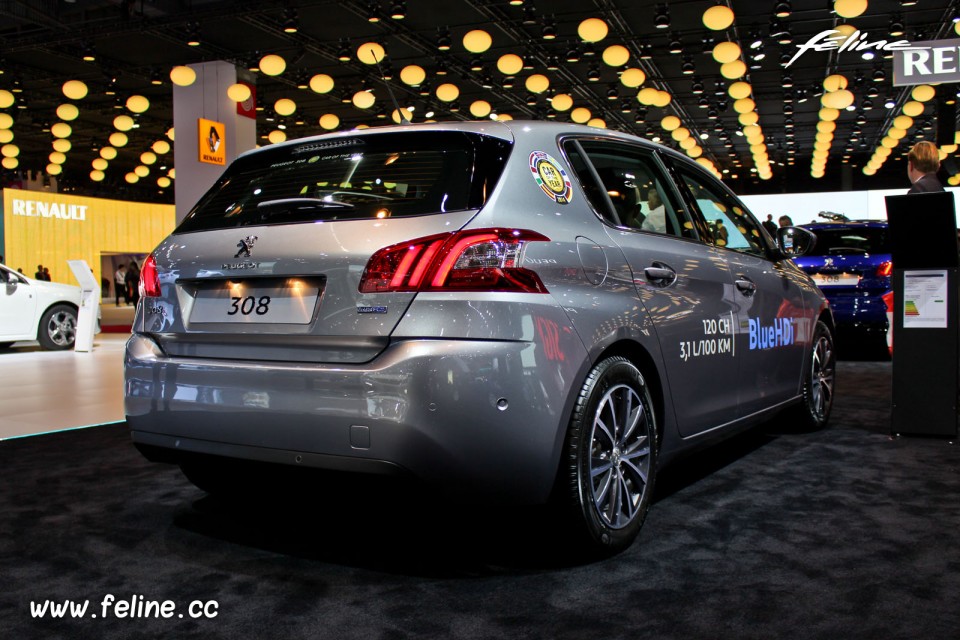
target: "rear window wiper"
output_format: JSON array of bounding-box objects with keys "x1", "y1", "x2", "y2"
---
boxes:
[{"x1": 256, "y1": 197, "x2": 355, "y2": 215}]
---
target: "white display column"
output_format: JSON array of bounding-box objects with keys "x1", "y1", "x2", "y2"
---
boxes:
[{"x1": 172, "y1": 61, "x2": 256, "y2": 224}]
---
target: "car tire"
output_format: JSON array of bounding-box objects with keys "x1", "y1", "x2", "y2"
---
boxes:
[
  {"x1": 787, "y1": 320, "x2": 836, "y2": 430},
  {"x1": 37, "y1": 304, "x2": 78, "y2": 351},
  {"x1": 564, "y1": 356, "x2": 657, "y2": 554}
]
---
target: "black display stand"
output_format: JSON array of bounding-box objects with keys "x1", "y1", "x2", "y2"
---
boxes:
[{"x1": 885, "y1": 192, "x2": 959, "y2": 438}]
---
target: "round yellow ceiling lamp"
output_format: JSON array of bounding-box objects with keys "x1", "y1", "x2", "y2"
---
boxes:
[
  {"x1": 712, "y1": 41, "x2": 741, "y2": 64},
  {"x1": 661, "y1": 115, "x2": 681, "y2": 131},
  {"x1": 436, "y1": 83, "x2": 459, "y2": 102},
  {"x1": 152, "y1": 140, "x2": 171, "y2": 154},
  {"x1": 728, "y1": 82, "x2": 752, "y2": 100},
  {"x1": 125, "y1": 173, "x2": 139, "y2": 184},
  {"x1": 525, "y1": 74, "x2": 550, "y2": 94},
  {"x1": 47, "y1": 163, "x2": 62, "y2": 176},
  {"x1": 911, "y1": 85, "x2": 935, "y2": 102},
  {"x1": 587, "y1": 118, "x2": 607, "y2": 129},
  {"x1": 62, "y1": 80, "x2": 88, "y2": 100},
  {"x1": 319, "y1": 113, "x2": 341, "y2": 130},
  {"x1": 391, "y1": 108, "x2": 413, "y2": 124},
  {"x1": 1, "y1": 143, "x2": 19, "y2": 157},
  {"x1": 602, "y1": 44, "x2": 630, "y2": 67},
  {"x1": 114, "y1": 115, "x2": 135, "y2": 131},
  {"x1": 309, "y1": 74, "x2": 335, "y2": 94},
  {"x1": 733, "y1": 97, "x2": 756, "y2": 113},
  {"x1": 227, "y1": 83, "x2": 252, "y2": 102},
  {"x1": 680, "y1": 137, "x2": 697, "y2": 150},
  {"x1": 819, "y1": 107, "x2": 840, "y2": 121},
  {"x1": 881, "y1": 136, "x2": 898, "y2": 148},
  {"x1": 259, "y1": 53, "x2": 287, "y2": 75},
  {"x1": 620, "y1": 68, "x2": 646, "y2": 88},
  {"x1": 53, "y1": 139, "x2": 71, "y2": 153},
  {"x1": 816, "y1": 131, "x2": 834, "y2": 143},
  {"x1": 702, "y1": 5, "x2": 735, "y2": 30},
  {"x1": 743, "y1": 124, "x2": 761, "y2": 138},
  {"x1": 100, "y1": 146, "x2": 117, "y2": 160},
  {"x1": 652, "y1": 90, "x2": 672, "y2": 107},
  {"x1": 637, "y1": 87, "x2": 658, "y2": 105},
  {"x1": 90, "y1": 170, "x2": 105, "y2": 182},
  {"x1": 168, "y1": 168, "x2": 176, "y2": 178},
  {"x1": 274, "y1": 98, "x2": 296, "y2": 116},
  {"x1": 893, "y1": 115, "x2": 914, "y2": 130},
  {"x1": 834, "y1": 24, "x2": 857, "y2": 41},
  {"x1": 720, "y1": 60, "x2": 747, "y2": 79},
  {"x1": 495, "y1": 113, "x2": 513, "y2": 121},
  {"x1": 126, "y1": 95, "x2": 150, "y2": 113},
  {"x1": 552, "y1": 93, "x2": 573, "y2": 111},
  {"x1": 888, "y1": 127, "x2": 907, "y2": 140},
  {"x1": 571, "y1": 107, "x2": 591, "y2": 123},
  {"x1": 92, "y1": 158, "x2": 108, "y2": 170},
  {"x1": 49, "y1": 151, "x2": 66, "y2": 164},
  {"x1": 823, "y1": 74, "x2": 848, "y2": 92},
  {"x1": 134, "y1": 165, "x2": 150, "y2": 178},
  {"x1": 902, "y1": 101, "x2": 924, "y2": 117},
  {"x1": 140, "y1": 151, "x2": 157, "y2": 165},
  {"x1": 834, "y1": 0, "x2": 868, "y2": 19},
  {"x1": 356, "y1": 42, "x2": 386, "y2": 65},
  {"x1": 0, "y1": 90, "x2": 14, "y2": 108},
  {"x1": 817, "y1": 120, "x2": 837, "y2": 133},
  {"x1": 170, "y1": 65, "x2": 197, "y2": 87},
  {"x1": 158, "y1": 176, "x2": 172, "y2": 188},
  {"x1": 268, "y1": 130, "x2": 287, "y2": 144},
  {"x1": 400, "y1": 65, "x2": 426, "y2": 86},
  {"x1": 463, "y1": 29, "x2": 492, "y2": 53},
  {"x1": 0, "y1": 130, "x2": 11, "y2": 144},
  {"x1": 469, "y1": 100, "x2": 492, "y2": 118},
  {"x1": 56, "y1": 104, "x2": 79, "y2": 121},
  {"x1": 750, "y1": 142, "x2": 767, "y2": 154},
  {"x1": 353, "y1": 90, "x2": 375, "y2": 109},
  {"x1": 109, "y1": 131, "x2": 128, "y2": 147},
  {"x1": 738, "y1": 111, "x2": 760, "y2": 126},
  {"x1": 578, "y1": 18, "x2": 609, "y2": 43},
  {"x1": 671, "y1": 127, "x2": 690, "y2": 141},
  {"x1": 822, "y1": 89, "x2": 854, "y2": 110},
  {"x1": 0, "y1": 113, "x2": 12, "y2": 129},
  {"x1": 1, "y1": 157, "x2": 17, "y2": 169},
  {"x1": 497, "y1": 54, "x2": 523, "y2": 76},
  {"x1": 51, "y1": 122, "x2": 72, "y2": 138}
]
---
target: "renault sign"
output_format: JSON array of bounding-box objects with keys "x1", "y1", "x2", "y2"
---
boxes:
[{"x1": 893, "y1": 38, "x2": 960, "y2": 86}]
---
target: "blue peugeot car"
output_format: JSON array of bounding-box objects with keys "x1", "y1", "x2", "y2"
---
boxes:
[{"x1": 795, "y1": 218, "x2": 891, "y2": 344}]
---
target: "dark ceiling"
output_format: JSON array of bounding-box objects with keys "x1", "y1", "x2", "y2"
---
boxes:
[{"x1": 0, "y1": 0, "x2": 958, "y2": 205}]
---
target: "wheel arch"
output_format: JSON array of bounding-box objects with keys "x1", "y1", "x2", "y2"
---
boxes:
[
  {"x1": 36, "y1": 301, "x2": 79, "y2": 340},
  {"x1": 592, "y1": 339, "x2": 666, "y2": 448}
]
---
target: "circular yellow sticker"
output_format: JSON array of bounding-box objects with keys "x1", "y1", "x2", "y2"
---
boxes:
[{"x1": 529, "y1": 151, "x2": 572, "y2": 204}]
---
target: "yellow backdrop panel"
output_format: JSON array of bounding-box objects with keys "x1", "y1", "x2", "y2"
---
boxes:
[{"x1": 3, "y1": 188, "x2": 175, "y2": 286}]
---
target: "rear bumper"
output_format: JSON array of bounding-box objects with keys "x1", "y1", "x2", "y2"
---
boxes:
[
  {"x1": 124, "y1": 329, "x2": 587, "y2": 503},
  {"x1": 822, "y1": 290, "x2": 890, "y2": 331}
]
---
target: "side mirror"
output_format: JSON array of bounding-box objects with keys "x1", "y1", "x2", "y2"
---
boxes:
[{"x1": 777, "y1": 226, "x2": 817, "y2": 258}]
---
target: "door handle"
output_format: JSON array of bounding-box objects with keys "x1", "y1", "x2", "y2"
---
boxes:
[
  {"x1": 644, "y1": 262, "x2": 677, "y2": 287},
  {"x1": 735, "y1": 277, "x2": 757, "y2": 296}
]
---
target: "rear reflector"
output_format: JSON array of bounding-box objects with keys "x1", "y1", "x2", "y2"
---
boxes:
[
  {"x1": 139, "y1": 254, "x2": 161, "y2": 298},
  {"x1": 359, "y1": 228, "x2": 550, "y2": 293}
]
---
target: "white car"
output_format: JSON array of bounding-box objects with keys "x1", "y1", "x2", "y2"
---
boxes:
[{"x1": 0, "y1": 263, "x2": 81, "y2": 350}]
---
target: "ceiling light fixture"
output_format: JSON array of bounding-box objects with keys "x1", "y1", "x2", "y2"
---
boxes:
[
  {"x1": 367, "y1": 2, "x2": 381, "y2": 23},
  {"x1": 389, "y1": 1, "x2": 406, "y2": 19},
  {"x1": 654, "y1": 4, "x2": 670, "y2": 30},
  {"x1": 774, "y1": 1, "x2": 791, "y2": 18}
]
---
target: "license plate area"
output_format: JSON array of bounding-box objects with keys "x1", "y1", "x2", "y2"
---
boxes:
[
  {"x1": 183, "y1": 277, "x2": 324, "y2": 324},
  {"x1": 812, "y1": 272, "x2": 860, "y2": 287}
]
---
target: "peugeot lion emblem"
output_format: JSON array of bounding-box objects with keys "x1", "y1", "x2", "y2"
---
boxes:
[{"x1": 234, "y1": 235, "x2": 259, "y2": 258}]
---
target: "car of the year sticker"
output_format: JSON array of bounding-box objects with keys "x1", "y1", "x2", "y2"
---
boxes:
[{"x1": 529, "y1": 151, "x2": 573, "y2": 205}]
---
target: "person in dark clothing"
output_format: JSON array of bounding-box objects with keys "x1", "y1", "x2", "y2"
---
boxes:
[
  {"x1": 125, "y1": 261, "x2": 141, "y2": 306},
  {"x1": 35, "y1": 264, "x2": 44, "y2": 280},
  {"x1": 907, "y1": 141, "x2": 945, "y2": 193},
  {"x1": 42, "y1": 266, "x2": 51, "y2": 281},
  {"x1": 762, "y1": 214, "x2": 778, "y2": 237}
]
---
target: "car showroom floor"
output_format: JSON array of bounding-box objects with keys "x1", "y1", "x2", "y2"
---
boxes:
[{"x1": 2, "y1": 322, "x2": 959, "y2": 639}]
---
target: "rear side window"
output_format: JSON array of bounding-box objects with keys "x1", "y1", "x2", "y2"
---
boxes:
[
  {"x1": 804, "y1": 227, "x2": 890, "y2": 256},
  {"x1": 175, "y1": 131, "x2": 511, "y2": 233}
]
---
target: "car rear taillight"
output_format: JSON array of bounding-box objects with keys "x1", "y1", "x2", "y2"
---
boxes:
[
  {"x1": 876, "y1": 261, "x2": 893, "y2": 277},
  {"x1": 359, "y1": 228, "x2": 550, "y2": 293},
  {"x1": 139, "y1": 254, "x2": 161, "y2": 298}
]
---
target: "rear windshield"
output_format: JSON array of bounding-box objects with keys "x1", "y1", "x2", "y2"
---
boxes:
[
  {"x1": 175, "y1": 131, "x2": 511, "y2": 233},
  {"x1": 806, "y1": 226, "x2": 890, "y2": 256}
]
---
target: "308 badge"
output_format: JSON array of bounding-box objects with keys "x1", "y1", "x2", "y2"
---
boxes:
[{"x1": 529, "y1": 151, "x2": 573, "y2": 205}]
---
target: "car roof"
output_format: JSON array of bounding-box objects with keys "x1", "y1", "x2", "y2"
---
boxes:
[{"x1": 801, "y1": 220, "x2": 888, "y2": 230}]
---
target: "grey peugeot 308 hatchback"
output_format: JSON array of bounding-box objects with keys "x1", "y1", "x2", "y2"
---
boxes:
[{"x1": 125, "y1": 121, "x2": 834, "y2": 553}]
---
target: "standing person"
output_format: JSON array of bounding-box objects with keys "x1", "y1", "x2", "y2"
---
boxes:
[
  {"x1": 778, "y1": 215, "x2": 794, "y2": 228},
  {"x1": 42, "y1": 266, "x2": 51, "y2": 281},
  {"x1": 114, "y1": 263, "x2": 128, "y2": 306},
  {"x1": 762, "y1": 214, "x2": 778, "y2": 237},
  {"x1": 906, "y1": 141, "x2": 945, "y2": 193},
  {"x1": 35, "y1": 264, "x2": 44, "y2": 280},
  {"x1": 125, "y1": 261, "x2": 141, "y2": 306}
]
